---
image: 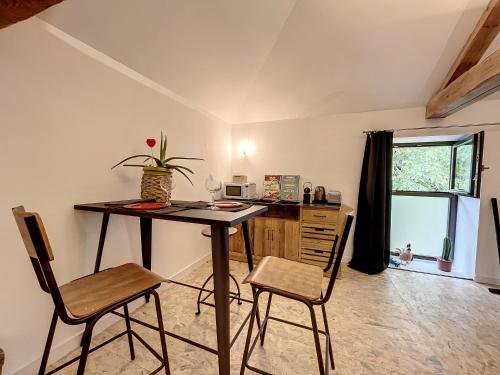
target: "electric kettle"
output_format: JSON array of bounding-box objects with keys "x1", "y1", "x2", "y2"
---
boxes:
[{"x1": 314, "y1": 186, "x2": 326, "y2": 202}]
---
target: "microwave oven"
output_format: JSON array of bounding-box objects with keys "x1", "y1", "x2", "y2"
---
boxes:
[{"x1": 223, "y1": 182, "x2": 257, "y2": 200}]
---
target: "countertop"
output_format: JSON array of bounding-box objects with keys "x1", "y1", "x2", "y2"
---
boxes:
[{"x1": 232, "y1": 198, "x2": 342, "y2": 209}]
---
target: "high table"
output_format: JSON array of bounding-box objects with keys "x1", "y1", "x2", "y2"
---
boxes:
[{"x1": 74, "y1": 200, "x2": 268, "y2": 375}]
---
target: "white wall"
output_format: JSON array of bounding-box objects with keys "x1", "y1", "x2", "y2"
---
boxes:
[
  {"x1": 0, "y1": 19, "x2": 231, "y2": 374},
  {"x1": 231, "y1": 100, "x2": 500, "y2": 283},
  {"x1": 454, "y1": 196, "x2": 481, "y2": 279}
]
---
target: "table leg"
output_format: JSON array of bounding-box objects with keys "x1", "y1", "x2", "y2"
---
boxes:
[
  {"x1": 140, "y1": 217, "x2": 152, "y2": 303},
  {"x1": 241, "y1": 220, "x2": 262, "y2": 334},
  {"x1": 241, "y1": 220, "x2": 254, "y2": 272},
  {"x1": 83, "y1": 213, "x2": 110, "y2": 346},
  {"x1": 93, "y1": 213, "x2": 110, "y2": 274},
  {"x1": 210, "y1": 226, "x2": 230, "y2": 375}
]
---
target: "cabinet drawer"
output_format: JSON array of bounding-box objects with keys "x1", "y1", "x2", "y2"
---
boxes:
[
  {"x1": 300, "y1": 257, "x2": 328, "y2": 268},
  {"x1": 301, "y1": 225, "x2": 336, "y2": 240},
  {"x1": 301, "y1": 232, "x2": 336, "y2": 241},
  {"x1": 301, "y1": 223, "x2": 335, "y2": 238},
  {"x1": 301, "y1": 248, "x2": 332, "y2": 261},
  {"x1": 301, "y1": 238, "x2": 335, "y2": 251},
  {"x1": 300, "y1": 257, "x2": 343, "y2": 278},
  {"x1": 302, "y1": 208, "x2": 338, "y2": 224}
]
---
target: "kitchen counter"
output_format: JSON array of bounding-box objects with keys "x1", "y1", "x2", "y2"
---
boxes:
[
  {"x1": 227, "y1": 198, "x2": 349, "y2": 277},
  {"x1": 231, "y1": 199, "x2": 341, "y2": 219}
]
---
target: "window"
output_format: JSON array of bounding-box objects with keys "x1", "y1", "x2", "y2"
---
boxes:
[
  {"x1": 393, "y1": 145, "x2": 451, "y2": 192},
  {"x1": 453, "y1": 140, "x2": 473, "y2": 192},
  {"x1": 451, "y1": 133, "x2": 484, "y2": 197},
  {"x1": 391, "y1": 132, "x2": 484, "y2": 258},
  {"x1": 393, "y1": 132, "x2": 484, "y2": 198}
]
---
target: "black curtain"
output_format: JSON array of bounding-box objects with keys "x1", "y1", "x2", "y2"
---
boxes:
[{"x1": 349, "y1": 131, "x2": 393, "y2": 274}]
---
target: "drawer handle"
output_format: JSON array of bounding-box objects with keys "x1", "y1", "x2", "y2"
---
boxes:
[
  {"x1": 313, "y1": 214, "x2": 327, "y2": 218},
  {"x1": 315, "y1": 228, "x2": 325, "y2": 232}
]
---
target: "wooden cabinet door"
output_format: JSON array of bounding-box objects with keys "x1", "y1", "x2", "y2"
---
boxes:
[
  {"x1": 228, "y1": 220, "x2": 255, "y2": 262},
  {"x1": 235, "y1": 217, "x2": 299, "y2": 262},
  {"x1": 229, "y1": 224, "x2": 243, "y2": 260},
  {"x1": 268, "y1": 219, "x2": 283, "y2": 258},
  {"x1": 253, "y1": 217, "x2": 266, "y2": 260},
  {"x1": 254, "y1": 217, "x2": 282, "y2": 258},
  {"x1": 283, "y1": 220, "x2": 300, "y2": 261}
]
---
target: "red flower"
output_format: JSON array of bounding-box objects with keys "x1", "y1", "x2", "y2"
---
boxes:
[{"x1": 146, "y1": 138, "x2": 156, "y2": 148}]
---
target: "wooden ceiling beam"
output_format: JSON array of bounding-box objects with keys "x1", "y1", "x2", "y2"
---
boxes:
[
  {"x1": 426, "y1": 0, "x2": 500, "y2": 118},
  {"x1": 426, "y1": 49, "x2": 500, "y2": 118},
  {"x1": 0, "y1": 0, "x2": 64, "y2": 29},
  {"x1": 438, "y1": 0, "x2": 500, "y2": 91}
]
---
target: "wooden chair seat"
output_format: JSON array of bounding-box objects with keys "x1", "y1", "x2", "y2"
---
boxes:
[
  {"x1": 244, "y1": 256, "x2": 324, "y2": 301},
  {"x1": 60, "y1": 263, "x2": 165, "y2": 318}
]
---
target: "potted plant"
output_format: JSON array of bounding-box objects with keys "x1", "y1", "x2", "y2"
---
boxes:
[
  {"x1": 437, "y1": 236, "x2": 453, "y2": 272},
  {"x1": 0, "y1": 348, "x2": 4, "y2": 375},
  {"x1": 112, "y1": 132, "x2": 203, "y2": 204}
]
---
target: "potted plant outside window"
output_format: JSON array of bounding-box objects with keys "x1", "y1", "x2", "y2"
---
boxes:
[
  {"x1": 437, "y1": 237, "x2": 453, "y2": 272},
  {"x1": 0, "y1": 348, "x2": 4, "y2": 375},
  {"x1": 112, "y1": 132, "x2": 203, "y2": 204}
]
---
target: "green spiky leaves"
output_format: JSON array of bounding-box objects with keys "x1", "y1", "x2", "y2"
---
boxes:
[{"x1": 111, "y1": 132, "x2": 203, "y2": 185}]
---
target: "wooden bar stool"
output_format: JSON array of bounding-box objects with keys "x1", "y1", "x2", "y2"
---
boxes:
[
  {"x1": 12, "y1": 206, "x2": 171, "y2": 375},
  {"x1": 240, "y1": 208, "x2": 354, "y2": 375},
  {"x1": 195, "y1": 226, "x2": 242, "y2": 315}
]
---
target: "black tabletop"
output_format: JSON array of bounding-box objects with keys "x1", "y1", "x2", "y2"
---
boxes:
[{"x1": 74, "y1": 200, "x2": 268, "y2": 227}]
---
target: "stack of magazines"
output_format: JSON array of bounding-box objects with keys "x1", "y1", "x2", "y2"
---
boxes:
[{"x1": 262, "y1": 175, "x2": 300, "y2": 202}]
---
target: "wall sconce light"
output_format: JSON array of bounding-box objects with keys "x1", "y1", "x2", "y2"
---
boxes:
[{"x1": 239, "y1": 140, "x2": 255, "y2": 158}]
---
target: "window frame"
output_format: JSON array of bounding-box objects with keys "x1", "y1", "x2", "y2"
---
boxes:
[
  {"x1": 392, "y1": 191, "x2": 457, "y2": 260},
  {"x1": 391, "y1": 133, "x2": 484, "y2": 259},
  {"x1": 392, "y1": 141, "x2": 455, "y2": 195},
  {"x1": 392, "y1": 141, "x2": 456, "y2": 260},
  {"x1": 393, "y1": 134, "x2": 484, "y2": 198}
]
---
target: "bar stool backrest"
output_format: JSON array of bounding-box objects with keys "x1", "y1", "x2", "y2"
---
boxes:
[
  {"x1": 321, "y1": 207, "x2": 354, "y2": 304},
  {"x1": 13, "y1": 206, "x2": 54, "y2": 261},
  {"x1": 12, "y1": 206, "x2": 69, "y2": 320}
]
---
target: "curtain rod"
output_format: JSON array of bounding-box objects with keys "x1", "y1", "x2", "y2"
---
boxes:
[{"x1": 363, "y1": 122, "x2": 500, "y2": 134}]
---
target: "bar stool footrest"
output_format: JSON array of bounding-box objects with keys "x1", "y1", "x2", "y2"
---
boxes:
[{"x1": 242, "y1": 314, "x2": 332, "y2": 375}]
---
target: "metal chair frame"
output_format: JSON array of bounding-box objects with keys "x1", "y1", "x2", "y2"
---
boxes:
[
  {"x1": 195, "y1": 272, "x2": 242, "y2": 315},
  {"x1": 240, "y1": 214, "x2": 354, "y2": 375},
  {"x1": 14, "y1": 209, "x2": 170, "y2": 375},
  {"x1": 90, "y1": 217, "x2": 263, "y2": 359},
  {"x1": 195, "y1": 226, "x2": 243, "y2": 315}
]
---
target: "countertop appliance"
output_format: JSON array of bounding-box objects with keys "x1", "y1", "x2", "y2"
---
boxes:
[
  {"x1": 326, "y1": 191, "x2": 342, "y2": 205},
  {"x1": 224, "y1": 182, "x2": 257, "y2": 200},
  {"x1": 232, "y1": 175, "x2": 247, "y2": 183},
  {"x1": 303, "y1": 182, "x2": 312, "y2": 204},
  {"x1": 313, "y1": 186, "x2": 326, "y2": 202}
]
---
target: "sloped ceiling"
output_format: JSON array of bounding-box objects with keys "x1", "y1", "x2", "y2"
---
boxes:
[{"x1": 39, "y1": 0, "x2": 499, "y2": 124}]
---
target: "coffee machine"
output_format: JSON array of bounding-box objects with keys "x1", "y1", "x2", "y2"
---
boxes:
[{"x1": 303, "y1": 182, "x2": 312, "y2": 204}]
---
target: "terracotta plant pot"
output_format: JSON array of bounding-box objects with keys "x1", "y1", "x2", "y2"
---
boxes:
[
  {"x1": 141, "y1": 167, "x2": 173, "y2": 203},
  {"x1": 0, "y1": 348, "x2": 4, "y2": 375},
  {"x1": 437, "y1": 258, "x2": 452, "y2": 272}
]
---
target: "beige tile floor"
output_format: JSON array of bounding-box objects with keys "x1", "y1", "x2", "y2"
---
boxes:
[{"x1": 48, "y1": 260, "x2": 500, "y2": 374}]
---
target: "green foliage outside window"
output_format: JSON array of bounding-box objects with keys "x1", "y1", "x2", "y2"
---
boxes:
[
  {"x1": 454, "y1": 143, "x2": 473, "y2": 192},
  {"x1": 393, "y1": 146, "x2": 451, "y2": 192}
]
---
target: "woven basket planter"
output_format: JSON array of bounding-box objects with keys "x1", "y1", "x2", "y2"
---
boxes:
[{"x1": 141, "y1": 167, "x2": 173, "y2": 204}]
